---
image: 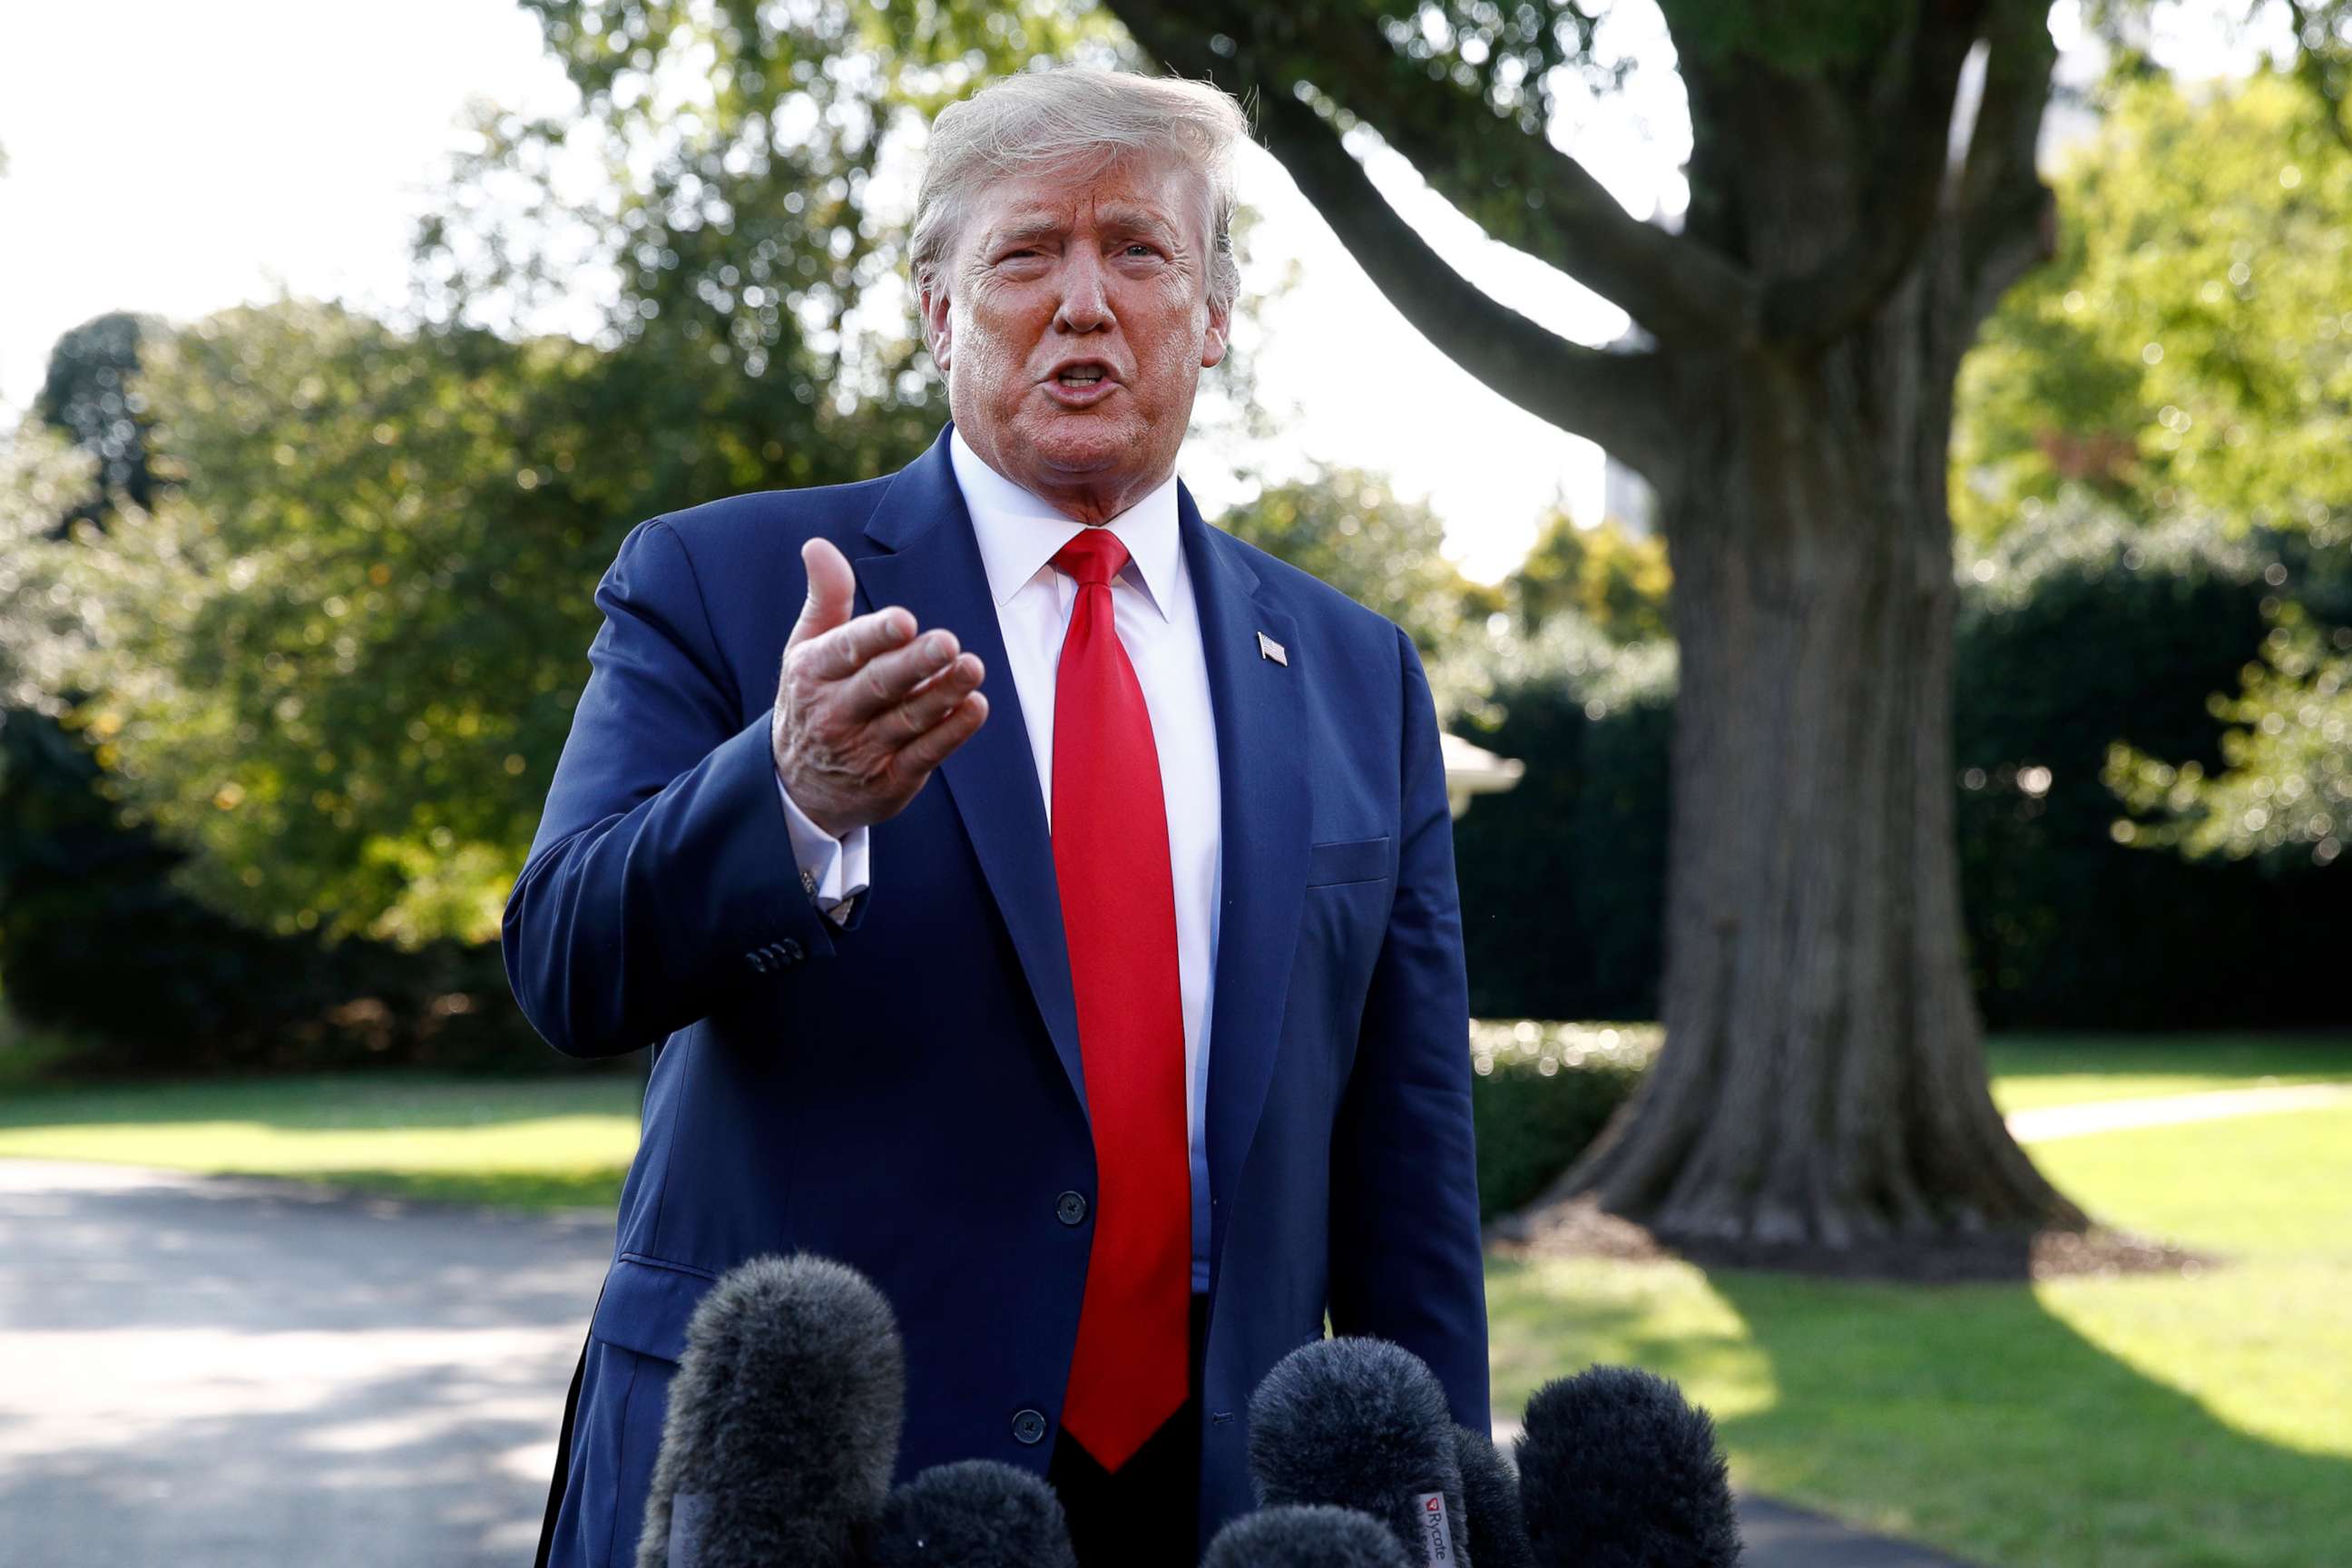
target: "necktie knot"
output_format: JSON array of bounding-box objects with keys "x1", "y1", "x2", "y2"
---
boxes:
[{"x1": 1051, "y1": 527, "x2": 1130, "y2": 589}]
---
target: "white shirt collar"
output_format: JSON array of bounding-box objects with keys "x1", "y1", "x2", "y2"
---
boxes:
[{"x1": 948, "y1": 426, "x2": 1181, "y2": 622}]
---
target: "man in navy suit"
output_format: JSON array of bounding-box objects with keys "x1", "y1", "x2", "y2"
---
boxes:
[{"x1": 505, "y1": 65, "x2": 1487, "y2": 1568}]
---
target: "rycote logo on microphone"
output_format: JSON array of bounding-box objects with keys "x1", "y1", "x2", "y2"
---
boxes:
[{"x1": 1413, "y1": 1491, "x2": 1455, "y2": 1565}]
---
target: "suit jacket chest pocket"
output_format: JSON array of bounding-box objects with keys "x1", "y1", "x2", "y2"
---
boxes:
[
  {"x1": 1303, "y1": 834, "x2": 1392, "y2": 889},
  {"x1": 1296, "y1": 835, "x2": 1393, "y2": 1047}
]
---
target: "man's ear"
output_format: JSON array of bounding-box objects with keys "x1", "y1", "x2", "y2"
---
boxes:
[
  {"x1": 918, "y1": 279, "x2": 954, "y2": 373},
  {"x1": 1200, "y1": 294, "x2": 1230, "y2": 370}
]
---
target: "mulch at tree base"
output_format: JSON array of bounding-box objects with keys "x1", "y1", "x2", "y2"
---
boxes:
[{"x1": 1486, "y1": 1196, "x2": 2216, "y2": 1283}]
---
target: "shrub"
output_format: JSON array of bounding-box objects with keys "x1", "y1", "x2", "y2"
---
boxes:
[{"x1": 1469, "y1": 1020, "x2": 1658, "y2": 1220}]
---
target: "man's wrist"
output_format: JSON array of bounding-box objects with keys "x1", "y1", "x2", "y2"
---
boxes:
[
  {"x1": 775, "y1": 763, "x2": 870, "y2": 926},
  {"x1": 772, "y1": 712, "x2": 866, "y2": 842}
]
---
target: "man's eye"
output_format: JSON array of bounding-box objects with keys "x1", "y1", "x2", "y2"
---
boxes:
[{"x1": 1124, "y1": 243, "x2": 1160, "y2": 259}]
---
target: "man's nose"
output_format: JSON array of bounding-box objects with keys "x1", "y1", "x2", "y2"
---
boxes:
[{"x1": 1053, "y1": 251, "x2": 1112, "y2": 332}]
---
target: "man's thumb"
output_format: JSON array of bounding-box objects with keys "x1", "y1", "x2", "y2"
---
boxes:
[{"x1": 789, "y1": 535, "x2": 857, "y2": 648}]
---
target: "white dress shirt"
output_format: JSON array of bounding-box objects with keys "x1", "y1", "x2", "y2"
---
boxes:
[{"x1": 776, "y1": 429, "x2": 1224, "y2": 1290}]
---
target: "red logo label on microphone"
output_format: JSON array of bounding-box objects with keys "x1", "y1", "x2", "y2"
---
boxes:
[{"x1": 1413, "y1": 1491, "x2": 1455, "y2": 1565}]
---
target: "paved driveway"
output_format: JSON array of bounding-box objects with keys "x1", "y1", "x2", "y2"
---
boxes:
[{"x1": 0, "y1": 1161, "x2": 611, "y2": 1568}]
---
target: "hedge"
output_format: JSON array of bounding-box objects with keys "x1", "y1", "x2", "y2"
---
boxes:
[
  {"x1": 1454, "y1": 497, "x2": 2351, "y2": 1031},
  {"x1": 1469, "y1": 1019, "x2": 1658, "y2": 1220}
]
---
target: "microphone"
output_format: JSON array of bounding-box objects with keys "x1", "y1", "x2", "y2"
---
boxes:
[
  {"x1": 1201, "y1": 1504, "x2": 1414, "y2": 1567},
  {"x1": 635, "y1": 1253, "x2": 906, "y2": 1568},
  {"x1": 1245, "y1": 1338, "x2": 1472, "y2": 1567},
  {"x1": 862, "y1": 1459, "x2": 1079, "y2": 1568},
  {"x1": 1514, "y1": 1366, "x2": 1741, "y2": 1568},
  {"x1": 1450, "y1": 1426, "x2": 1536, "y2": 1568}
]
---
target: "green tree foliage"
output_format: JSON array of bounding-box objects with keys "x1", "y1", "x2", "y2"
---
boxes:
[
  {"x1": 3, "y1": 305, "x2": 603, "y2": 946},
  {"x1": 1955, "y1": 70, "x2": 2352, "y2": 547},
  {"x1": 1510, "y1": 508, "x2": 1671, "y2": 644},
  {"x1": 2, "y1": 271, "x2": 978, "y2": 954},
  {"x1": 2, "y1": 419, "x2": 529, "y2": 1075},
  {"x1": 2104, "y1": 602, "x2": 2352, "y2": 867}
]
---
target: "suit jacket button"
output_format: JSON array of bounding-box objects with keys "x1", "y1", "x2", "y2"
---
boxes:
[
  {"x1": 779, "y1": 937, "x2": 804, "y2": 963},
  {"x1": 745, "y1": 951, "x2": 769, "y2": 973},
  {"x1": 1012, "y1": 1408, "x2": 1048, "y2": 1445},
  {"x1": 1055, "y1": 1191, "x2": 1088, "y2": 1226}
]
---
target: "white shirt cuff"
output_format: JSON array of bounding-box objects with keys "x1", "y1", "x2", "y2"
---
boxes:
[{"x1": 774, "y1": 769, "x2": 871, "y2": 927}]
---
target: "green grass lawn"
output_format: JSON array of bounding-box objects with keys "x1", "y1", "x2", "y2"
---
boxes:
[
  {"x1": 0, "y1": 1072, "x2": 645, "y2": 1208},
  {"x1": 1490, "y1": 1098, "x2": 2352, "y2": 1568},
  {"x1": 3, "y1": 1033, "x2": 2347, "y2": 1566}
]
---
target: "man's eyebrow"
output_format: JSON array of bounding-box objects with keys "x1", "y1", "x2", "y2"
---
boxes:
[
  {"x1": 1094, "y1": 204, "x2": 1180, "y2": 239},
  {"x1": 980, "y1": 205, "x2": 1181, "y2": 250},
  {"x1": 982, "y1": 212, "x2": 1066, "y2": 249}
]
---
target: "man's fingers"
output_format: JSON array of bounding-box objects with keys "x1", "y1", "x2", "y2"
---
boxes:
[
  {"x1": 887, "y1": 652, "x2": 985, "y2": 737},
  {"x1": 842, "y1": 631, "x2": 969, "y2": 720},
  {"x1": 785, "y1": 536, "x2": 860, "y2": 652},
  {"x1": 801, "y1": 604, "x2": 918, "y2": 681},
  {"x1": 893, "y1": 690, "x2": 989, "y2": 777}
]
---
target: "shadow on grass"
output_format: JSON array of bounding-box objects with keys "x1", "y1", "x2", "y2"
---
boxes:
[{"x1": 1486, "y1": 1254, "x2": 2349, "y2": 1568}]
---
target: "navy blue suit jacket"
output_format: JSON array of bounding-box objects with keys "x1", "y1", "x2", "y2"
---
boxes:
[{"x1": 503, "y1": 425, "x2": 1488, "y2": 1567}]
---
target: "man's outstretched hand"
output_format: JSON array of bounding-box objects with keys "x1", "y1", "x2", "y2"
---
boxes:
[{"x1": 772, "y1": 535, "x2": 988, "y2": 838}]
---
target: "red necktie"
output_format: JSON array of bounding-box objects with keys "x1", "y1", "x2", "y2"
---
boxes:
[{"x1": 1047, "y1": 527, "x2": 1190, "y2": 1473}]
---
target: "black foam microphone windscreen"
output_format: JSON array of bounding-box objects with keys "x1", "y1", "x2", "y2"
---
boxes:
[
  {"x1": 1514, "y1": 1365, "x2": 1741, "y2": 1568},
  {"x1": 1450, "y1": 1426, "x2": 1536, "y2": 1568},
  {"x1": 1245, "y1": 1338, "x2": 1473, "y2": 1567},
  {"x1": 635, "y1": 1253, "x2": 906, "y2": 1568},
  {"x1": 1201, "y1": 1504, "x2": 1416, "y2": 1568},
  {"x1": 862, "y1": 1459, "x2": 1079, "y2": 1568}
]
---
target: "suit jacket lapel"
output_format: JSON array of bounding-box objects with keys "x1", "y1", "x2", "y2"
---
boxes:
[
  {"x1": 854, "y1": 427, "x2": 1088, "y2": 1121},
  {"x1": 1180, "y1": 484, "x2": 1311, "y2": 1295}
]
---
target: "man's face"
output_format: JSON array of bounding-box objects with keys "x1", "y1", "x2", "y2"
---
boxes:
[{"x1": 921, "y1": 148, "x2": 1229, "y2": 522}]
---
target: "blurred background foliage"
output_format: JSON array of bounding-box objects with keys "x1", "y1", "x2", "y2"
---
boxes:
[
  {"x1": 0, "y1": 14, "x2": 2346, "y2": 1076},
  {"x1": 1953, "y1": 74, "x2": 2352, "y2": 551},
  {"x1": 1954, "y1": 68, "x2": 2352, "y2": 867}
]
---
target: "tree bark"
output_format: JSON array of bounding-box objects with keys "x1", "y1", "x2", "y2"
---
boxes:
[{"x1": 1559, "y1": 208, "x2": 2086, "y2": 1250}]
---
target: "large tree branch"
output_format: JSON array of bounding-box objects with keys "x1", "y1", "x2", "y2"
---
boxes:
[
  {"x1": 1955, "y1": 0, "x2": 2060, "y2": 333},
  {"x1": 1269, "y1": 88, "x2": 1678, "y2": 475},
  {"x1": 1103, "y1": 0, "x2": 1761, "y2": 353},
  {"x1": 1760, "y1": 0, "x2": 1993, "y2": 347}
]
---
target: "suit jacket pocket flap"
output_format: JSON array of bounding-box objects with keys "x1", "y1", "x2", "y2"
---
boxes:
[
  {"x1": 590, "y1": 1252, "x2": 721, "y2": 1364},
  {"x1": 1304, "y1": 835, "x2": 1392, "y2": 887}
]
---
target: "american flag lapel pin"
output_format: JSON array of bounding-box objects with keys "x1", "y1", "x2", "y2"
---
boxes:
[{"x1": 1257, "y1": 631, "x2": 1289, "y2": 666}]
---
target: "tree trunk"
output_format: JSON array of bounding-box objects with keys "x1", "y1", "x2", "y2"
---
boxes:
[{"x1": 1561, "y1": 226, "x2": 2087, "y2": 1254}]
